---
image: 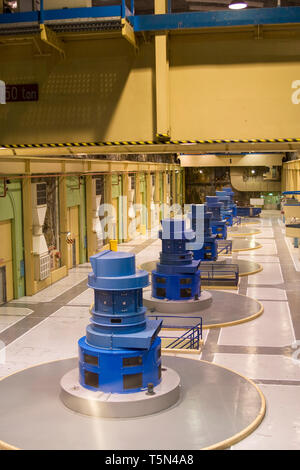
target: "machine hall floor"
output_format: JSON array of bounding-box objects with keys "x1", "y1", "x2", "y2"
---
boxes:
[{"x1": 0, "y1": 210, "x2": 299, "y2": 450}]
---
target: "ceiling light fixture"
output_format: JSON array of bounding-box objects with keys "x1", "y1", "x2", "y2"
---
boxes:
[{"x1": 229, "y1": 0, "x2": 248, "y2": 9}]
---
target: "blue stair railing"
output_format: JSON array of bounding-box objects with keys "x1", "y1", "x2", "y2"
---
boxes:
[
  {"x1": 232, "y1": 216, "x2": 242, "y2": 226},
  {"x1": 148, "y1": 314, "x2": 202, "y2": 331},
  {"x1": 200, "y1": 262, "x2": 239, "y2": 287},
  {"x1": 161, "y1": 320, "x2": 203, "y2": 351},
  {"x1": 217, "y1": 239, "x2": 232, "y2": 255}
]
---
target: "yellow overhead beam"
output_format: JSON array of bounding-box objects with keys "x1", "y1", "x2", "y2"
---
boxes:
[
  {"x1": 40, "y1": 24, "x2": 65, "y2": 59},
  {"x1": 121, "y1": 18, "x2": 138, "y2": 50}
]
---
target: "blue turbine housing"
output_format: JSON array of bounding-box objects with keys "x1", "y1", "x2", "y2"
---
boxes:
[
  {"x1": 187, "y1": 204, "x2": 218, "y2": 261},
  {"x1": 79, "y1": 250, "x2": 162, "y2": 393},
  {"x1": 151, "y1": 218, "x2": 201, "y2": 301},
  {"x1": 222, "y1": 187, "x2": 237, "y2": 216},
  {"x1": 206, "y1": 196, "x2": 228, "y2": 240},
  {"x1": 216, "y1": 191, "x2": 234, "y2": 226}
]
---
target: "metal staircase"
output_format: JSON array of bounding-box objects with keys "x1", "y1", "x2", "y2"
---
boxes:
[{"x1": 162, "y1": 322, "x2": 202, "y2": 351}]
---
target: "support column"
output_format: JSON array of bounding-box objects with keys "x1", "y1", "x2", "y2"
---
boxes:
[
  {"x1": 155, "y1": 170, "x2": 161, "y2": 227},
  {"x1": 182, "y1": 169, "x2": 186, "y2": 206},
  {"x1": 105, "y1": 171, "x2": 113, "y2": 243},
  {"x1": 146, "y1": 170, "x2": 152, "y2": 232},
  {"x1": 59, "y1": 164, "x2": 69, "y2": 273},
  {"x1": 163, "y1": 170, "x2": 168, "y2": 218},
  {"x1": 86, "y1": 175, "x2": 95, "y2": 259},
  {"x1": 122, "y1": 169, "x2": 130, "y2": 242},
  {"x1": 135, "y1": 171, "x2": 141, "y2": 233},
  {"x1": 172, "y1": 169, "x2": 176, "y2": 206},
  {"x1": 155, "y1": 0, "x2": 170, "y2": 140},
  {"x1": 22, "y1": 162, "x2": 34, "y2": 296}
]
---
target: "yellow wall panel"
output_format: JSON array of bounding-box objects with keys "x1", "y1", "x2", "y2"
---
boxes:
[
  {"x1": 0, "y1": 39, "x2": 154, "y2": 144},
  {"x1": 170, "y1": 34, "x2": 300, "y2": 140},
  {"x1": 2, "y1": 31, "x2": 300, "y2": 144}
]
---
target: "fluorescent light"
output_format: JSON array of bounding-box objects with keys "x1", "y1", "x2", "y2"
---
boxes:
[{"x1": 229, "y1": 0, "x2": 248, "y2": 9}]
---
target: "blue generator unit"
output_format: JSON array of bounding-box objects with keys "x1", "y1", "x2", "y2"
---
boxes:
[
  {"x1": 206, "y1": 196, "x2": 228, "y2": 239},
  {"x1": 221, "y1": 187, "x2": 238, "y2": 216},
  {"x1": 187, "y1": 204, "x2": 218, "y2": 261},
  {"x1": 151, "y1": 218, "x2": 201, "y2": 301},
  {"x1": 78, "y1": 250, "x2": 162, "y2": 394},
  {"x1": 216, "y1": 191, "x2": 234, "y2": 226}
]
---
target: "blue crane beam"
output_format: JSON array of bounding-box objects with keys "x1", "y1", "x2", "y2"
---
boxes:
[
  {"x1": 133, "y1": 7, "x2": 300, "y2": 32},
  {"x1": 1, "y1": 6, "x2": 300, "y2": 31}
]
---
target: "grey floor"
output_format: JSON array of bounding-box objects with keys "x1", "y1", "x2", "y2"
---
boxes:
[
  {"x1": 145, "y1": 289, "x2": 262, "y2": 329},
  {"x1": 0, "y1": 211, "x2": 299, "y2": 450},
  {"x1": 0, "y1": 357, "x2": 263, "y2": 450}
]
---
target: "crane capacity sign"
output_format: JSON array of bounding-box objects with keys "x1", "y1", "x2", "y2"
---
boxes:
[{"x1": 6, "y1": 84, "x2": 39, "y2": 102}]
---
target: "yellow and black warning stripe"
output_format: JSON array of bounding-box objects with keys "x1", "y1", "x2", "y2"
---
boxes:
[
  {"x1": 156, "y1": 133, "x2": 171, "y2": 143},
  {"x1": 1, "y1": 137, "x2": 300, "y2": 149}
]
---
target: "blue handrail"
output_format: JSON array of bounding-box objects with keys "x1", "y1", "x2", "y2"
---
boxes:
[
  {"x1": 162, "y1": 319, "x2": 202, "y2": 350},
  {"x1": 217, "y1": 240, "x2": 232, "y2": 255},
  {"x1": 148, "y1": 314, "x2": 203, "y2": 330},
  {"x1": 0, "y1": 3, "x2": 135, "y2": 25},
  {"x1": 232, "y1": 216, "x2": 241, "y2": 226},
  {"x1": 201, "y1": 262, "x2": 239, "y2": 286}
]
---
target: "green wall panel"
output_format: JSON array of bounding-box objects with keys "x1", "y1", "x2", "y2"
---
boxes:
[{"x1": 0, "y1": 180, "x2": 25, "y2": 298}]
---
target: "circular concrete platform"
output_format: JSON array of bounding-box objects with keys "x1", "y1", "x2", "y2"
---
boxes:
[
  {"x1": 145, "y1": 289, "x2": 263, "y2": 329},
  {"x1": 61, "y1": 366, "x2": 180, "y2": 418},
  {"x1": 228, "y1": 226, "x2": 261, "y2": 237},
  {"x1": 231, "y1": 238, "x2": 262, "y2": 252},
  {"x1": 144, "y1": 289, "x2": 212, "y2": 313},
  {"x1": 0, "y1": 357, "x2": 265, "y2": 450},
  {"x1": 141, "y1": 259, "x2": 262, "y2": 279},
  {"x1": 215, "y1": 258, "x2": 263, "y2": 277}
]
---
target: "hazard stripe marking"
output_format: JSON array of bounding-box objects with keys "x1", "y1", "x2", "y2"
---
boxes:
[{"x1": 1, "y1": 138, "x2": 300, "y2": 149}]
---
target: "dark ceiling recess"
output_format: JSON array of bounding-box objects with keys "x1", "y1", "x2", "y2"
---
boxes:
[{"x1": 93, "y1": 0, "x2": 300, "y2": 14}]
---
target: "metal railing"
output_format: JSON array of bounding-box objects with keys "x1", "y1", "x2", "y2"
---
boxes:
[
  {"x1": 232, "y1": 216, "x2": 241, "y2": 226},
  {"x1": 148, "y1": 314, "x2": 202, "y2": 331},
  {"x1": 160, "y1": 320, "x2": 202, "y2": 351},
  {"x1": 217, "y1": 239, "x2": 232, "y2": 255},
  {"x1": 200, "y1": 262, "x2": 239, "y2": 286},
  {"x1": 0, "y1": 1, "x2": 135, "y2": 25}
]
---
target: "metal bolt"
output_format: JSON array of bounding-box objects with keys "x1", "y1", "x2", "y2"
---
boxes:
[{"x1": 146, "y1": 383, "x2": 155, "y2": 395}]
